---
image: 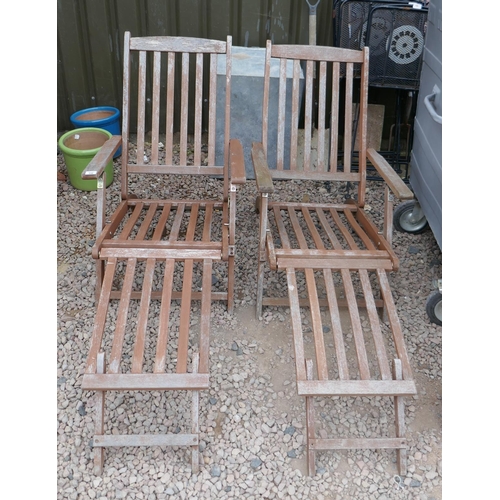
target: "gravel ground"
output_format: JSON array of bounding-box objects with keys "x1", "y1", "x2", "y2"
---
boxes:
[{"x1": 57, "y1": 147, "x2": 442, "y2": 500}]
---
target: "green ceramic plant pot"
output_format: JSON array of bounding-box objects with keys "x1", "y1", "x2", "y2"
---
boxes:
[{"x1": 58, "y1": 127, "x2": 114, "y2": 191}]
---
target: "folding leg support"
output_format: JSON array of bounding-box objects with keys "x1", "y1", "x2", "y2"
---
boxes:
[{"x1": 93, "y1": 352, "x2": 106, "y2": 475}]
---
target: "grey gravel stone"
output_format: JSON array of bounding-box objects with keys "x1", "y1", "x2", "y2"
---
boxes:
[{"x1": 250, "y1": 458, "x2": 262, "y2": 469}]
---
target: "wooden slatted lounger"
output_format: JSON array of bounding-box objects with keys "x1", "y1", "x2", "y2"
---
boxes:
[
  {"x1": 251, "y1": 41, "x2": 417, "y2": 476},
  {"x1": 80, "y1": 32, "x2": 245, "y2": 474}
]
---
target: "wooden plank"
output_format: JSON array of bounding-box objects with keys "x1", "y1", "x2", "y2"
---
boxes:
[
  {"x1": 341, "y1": 268, "x2": 371, "y2": 379},
  {"x1": 277, "y1": 257, "x2": 393, "y2": 270},
  {"x1": 131, "y1": 258, "x2": 156, "y2": 373},
  {"x1": 165, "y1": 51, "x2": 175, "y2": 165},
  {"x1": 305, "y1": 359, "x2": 316, "y2": 477},
  {"x1": 130, "y1": 36, "x2": 226, "y2": 54},
  {"x1": 207, "y1": 53, "x2": 217, "y2": 166},
  {"x1": 229, "y1": 139, "x2": 246, "y2": 184},
  {"x1": 378, "y1": 270, "x2": 414, "y2": 380},
  {"x1": 393, "y1": 359, "x2": 407, "y2": 475},
  {"x1": 108, "y1": 258, "x2": 137, "y2": 374},
  {"x1": 194, "y1": 52, "x2": 203, "y2": 166},
  {"x1": 119, "y1": 203, "x2": 144, "y2": 240},
  {"x1": 177, "y1": 259, "x2": 194, "y2": 373},
  {"x1": 92, "y1": 201, "x2": 129, "y2": 258},
  {"x1": 191, "y1": 353, "x2": 200, "y2": 473},
  {"x1": 344, "y1": 208, "x2": 375, "y2": 250},
  {"x1": 135, "y1": 203, "x2": 158, "y2": 241},
  {"x1": 329, "y1": 62, "x2": 340, "y2": 172},
  {"x1": 289, "y1": 59, "x2": 301, "y2": 171},
  {"x1": 271, "y1": 44, "x2": 364, "y2": 63},
  {"x1": 180, "y1": 52, "x2": 189, "y2": 166},
  {"x1": 82, "y1": 136, "x2": 122, "y2": 179},
  {"x1": 276, "y1": 58, "x2": 287, "y2": 170},
  {"x1": 121, "y1": 31, "x2": 131, "y2": 199},
  {"x1": 82, "y1": 373, "x2": 210, "y2": 391},
  {"x1": 136, "y1": 50, "x2": 147, "y2": 165},
  {"x1": 367, "y1": 148, "x2": 414, "y2": 200},
  {"x1": 154, "y1": 259, "x2": 175, "y2": 373},
  {"x1": 102, "y1": 240, "x2": 221, "y2": 251},
  {"x1": 127, "y1": 165, "x2": 224, "y2": 175},
  {"x1": 93, "y1": 434, "x2": 198, "y2": 448},
  {"x1": 343, "y1": 63, "x2": 353, "y2": 173},
  {"x1": 303, "y1": 60, "x2": 313, "y2": 172},
  {"x1": 296, "y1": 379, "x2": 417, "y2": 396},
  {"x1": 317, "y1": 61, "x2": 327, "y2": 171},
  {"x1": 310, "y1": 438, "x2": 406, "y2": 450},
  {"x1": 152, "y1": 203, "x2": 172, "y2": 240},
  {"x1": 94, "y1": 352, "x2": 106, "y2": 475},
  {"x1": 169, "y1": 204, "x2": 186, "y2": 241},
  {"x1": 100, "y1": 248, "x2": 222, "y2": 260},
  {"x1": 268, "y1": 170, "x2": 361, "y2": 182},
  {"x1": 251, "y1": 142, "x2": 274, "y2": 193},
  {"x1": 274, "y1": 248, "x2": 390, "y2": 260},
  {"x1": 262, "y1": 40, "x2": 272, "y2": 154},
  {"x1": 357, "y1": 48, "x2": 370, "y2": 203},
  {"x1": 85, "y1": 258, "x2": 117, "y2": 374},
  {"x1": 151, "y1": 51, "x2": 161, "y2": 165},
  {"x1": 358, "y1": 270, "x2": 391, "y2": 380},
  {"x1": 286, "y1": 268, "x2": 307, "y2": 382},
  {"x1": 199, "y1": 259, "x2": 213, "y2": 373}
]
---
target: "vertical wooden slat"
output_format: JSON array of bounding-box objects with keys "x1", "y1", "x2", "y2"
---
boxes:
[
  {"x1": 151, "y1": 51, "x2": 161, "y2": 165},
  {"x1": 343, "y1": 62, "x2": 354, "y2": 173},
  {"x1": 358, "y1": 270, "x2": 391, "y2": 380},
  {"x1": 357, "y1": 47, "x2": 369, "y2": 205},
  {"x1": 152, "y1": 204, "x2": 172, "y2": 240},
  {"x1": 86, "y1": 258, "x2": 118, "y2": 373},
  {"x1": 342, "y1": 269, "x2": 371, "y2": 380},
  {"x1": 344, "y1": 209, "x2": 375, "y2": 250},
  {"x1": 290, "y1": 59, "x2": 301, "y2": 171},
  {"x1": 136, "y1": 50, "x2": 147, "y2": 165},
  {"x1": 207, "y1": 53, "x2": 217, "y2": 166},
  {"x1": 121, "y1": 31, "x2": 131, "y2": 200},
  {"x1": 177, "y1": 260, "x2": 193, "y2": 373},
  {"x1": 329, "y1": 61, "x2": 340, "y2": 173},
  {"x1": 94, "y1": 352, "x2": 106, "y2": 475},
  {"x1": 273, "y1": 206, "x2": 292, "y2": 249},
  {"x1": 154, "y1": 258, "x2": 175, "y2": 373},
  {"x1": 304, "y1": 60, "x2": 314, "y2": 172},
  {"x1": 287, "y1": 267, "x2": 307, "y2": 382},
  {"x1": 198, "y1": 259, "x2": 213, "y2": 373},
  {"x1": 202, "y1": 204, "x2": 213, "y2": 242},
  {"x1": 193, "y1": 53, "x2": 203, "y2": 166},
  {"x1": 317, "y1": 61, "x2": 327, "y2": 171},
  {"x1": 169, "y1": 204, "x2": 186, "y2": 241},
  {"x1": 119, "y1": 203, "x2": 144, "y2": 240},
  {"x1": 289, "y1": 208, "x2": 328, "y2": 380},
  {"x1": 223, "y1": 36, "x2": 232, "y2": 197},
  {"x1": 131, "y1": 258, "x2": 156, "y2": 373},
  {"x1": 393, "y1": 359, "x2": 407, "y2": 475},
  {"x1": 262, "y1": 40, "x2": 272, "y2": 154},
  {"x1": 180, "y1": 52, "x2": 190, "y2": 166},
  {"x1": 165, "y1": 52, "x2": 175, "y2": 166},
  {"x1": 378, "y1": 270, "x2": 413, "y2": 379},
  {"x1": 276, "y1": 58, "x2": 287, "y2": 171},
  {"x1": 191, "y1": 353, "x2": 200, "y2": 473},
  {"x1": 109, "y1": 257, "x2": 137, "y2": 374},
  {"x1": 135, "y1": 203, "x2": 158, "y2": 241},
  {"x1": 305, "y1": 358, "x2": 316, "y2": 476}
]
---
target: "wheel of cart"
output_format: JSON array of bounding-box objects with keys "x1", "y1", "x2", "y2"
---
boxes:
[
  {"x1": 394, "y1": 200, "x2": 442, "y2": 326},
  {"x1": 394, "y1": 200, "x2": 429, "y2": 234}
]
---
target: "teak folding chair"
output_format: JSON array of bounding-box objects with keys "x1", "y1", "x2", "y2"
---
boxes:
[
  {"x1": 251, "y1": 41, "x2": 417, "y2": 475},
  {"x1": 80, "y1": 32, "x2": 245, "y2": 474}
]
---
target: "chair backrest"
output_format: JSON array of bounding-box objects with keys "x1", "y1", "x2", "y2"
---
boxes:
[
  {"x1": 261, "y1": 41, "x2": 369, "y2": 206},
  {"x1": 121, "y1": 32, "x2": 232, "y2": 199}
]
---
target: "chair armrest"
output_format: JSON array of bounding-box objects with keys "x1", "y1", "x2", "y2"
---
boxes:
[
  {"x1": 82, "y1": 136, "x2": 122, "y2": 179},
  {"x1": 251, "y1": 142, "x2": 274, "y2": 194},
  {"x1": 367, "y1": 148, "x2": 414, "y2": 200},
  {"x1": 229, "y1": 139, "x2": 246, "y2": 184}
]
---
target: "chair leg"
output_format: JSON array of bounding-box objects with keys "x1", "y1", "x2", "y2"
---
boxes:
[
  {"x1": 305, "y1": 359, "x2": 317, "y2": 476},
  {"x1": 95, "y1": 260, "x2": 105, "y2": 303},
  {"x1": 93, "y1": 352, "x2": 106, "y2": 475},
  {"x1": 227, "y1": 256, "x2": 235, "y2": 315},
  {"x1": 393, "y1": 359, "x2": 407, "y2": 476},
  {"x1": 191, "y1": 354, "x2": 200, "y2": 473},
  {"x1": 256, "y1": 194, "x2": 269, "y2": 319}
]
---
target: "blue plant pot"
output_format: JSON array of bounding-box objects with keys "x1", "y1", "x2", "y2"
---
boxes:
[{"x1": 70, "y1": 106, "x2": 122, "y2": 158}]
